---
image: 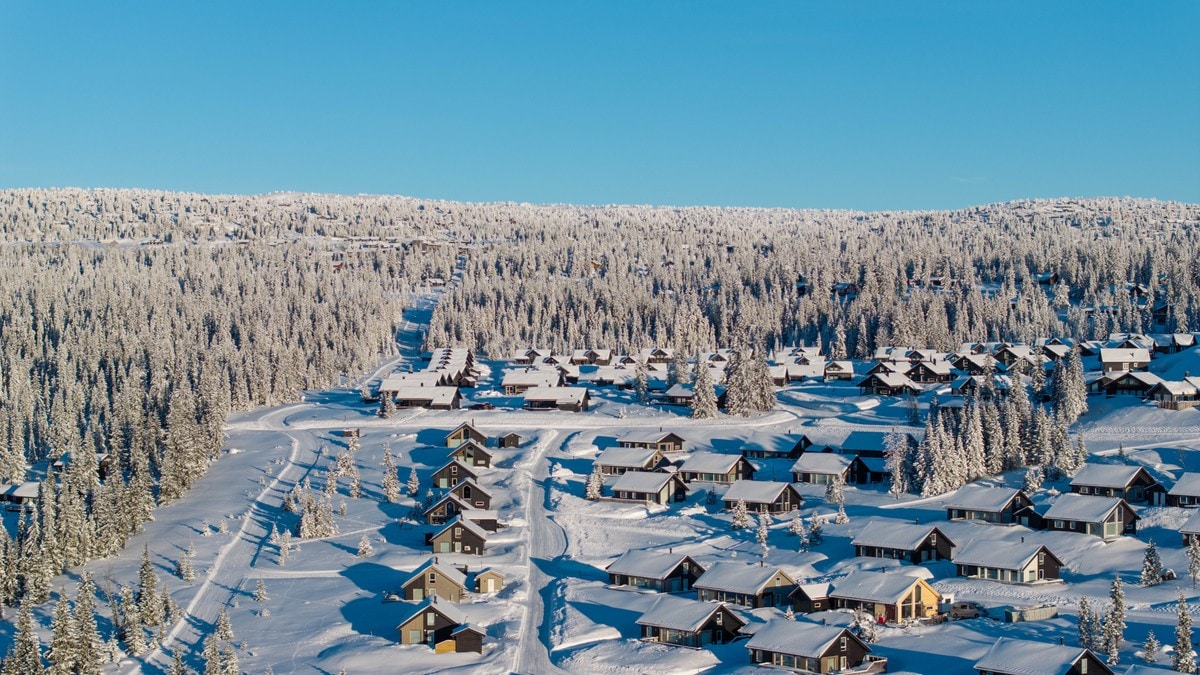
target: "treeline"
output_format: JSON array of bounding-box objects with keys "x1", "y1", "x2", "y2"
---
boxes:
[{"x1": 424, "y1": 198, "x2": 1200, "y2": 356}]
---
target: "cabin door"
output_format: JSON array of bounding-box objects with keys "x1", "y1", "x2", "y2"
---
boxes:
[
  {"x1": 1154, "y1": 491, "x2": 1166, "y2": 506},
  {"x1": 485, "y1": 578, "x2": 495, "y2": 593},
  {"x1": 822, "y1": 656, "x2": 839, "y2": 672}
]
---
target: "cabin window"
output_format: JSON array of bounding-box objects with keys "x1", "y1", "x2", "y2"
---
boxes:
[
  {"x1": 429, "y1": 572, "x2": 436, "y2": 583},
  {"x1": 930, "y1": 533, "x2": 937, "y2": 545},
  {"x1": 1038, "y1": 552, "x2": 1045, "y2": 564},
  {"x1": 1080, "y1": 659, "x2": 1087, "y2": 673},
  {"x1": 683, "y1": 561, "x2": 690, "y2": 572},
  {"x1": 840, "y1": 636, "x2": 847, "y2": 651},
  {"x1": 1079, "y1": 486, "x2": 1089, "y2": 494},
  {"x1": 814, "y1": 601, "x2": 822, "y2": 608},
  {"x1": 1054, "y1": 519, "x2": 1064, "y2": 529},
  {"x1": 450, "y1": 465, "x2": 458, "y2": 475},
  {"x1": 454, "y1": 527, "x2": 462, "y2": 539},
  {"x1": 426, "y1": 613, "x2": 435, "y2": 626},
  {"x1": 1069, "y1": 521, "x2": 1076, "y2": 530},
  {"x1": 715, "y1": 612, "x2": 723, "y2": 625}
]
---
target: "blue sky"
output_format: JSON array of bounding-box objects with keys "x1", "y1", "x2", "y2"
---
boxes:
[{"x1": 1, "y1": 2, "x2": 1196, "y2": 211}]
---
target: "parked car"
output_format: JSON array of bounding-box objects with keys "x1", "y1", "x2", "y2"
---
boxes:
[
  {"x1": 469, "y1": 402, "x2": 495, "y2": 411},
  {"x1": 950, "y1": 602, "x2": 984, "y2": 619}
]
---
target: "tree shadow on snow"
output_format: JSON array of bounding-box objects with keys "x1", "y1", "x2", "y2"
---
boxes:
[{"x1": 340, "y1": 595, "x2": 403, "y2": 641}]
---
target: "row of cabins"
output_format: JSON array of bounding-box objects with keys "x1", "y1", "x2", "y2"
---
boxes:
[
  {"x1": 376, "y1": 347, "x2": 480, "y2": 410},
  {"x1": 398, "y1": 423, "x2": 527, "y2": 655},
  {"x1": 608, "y1": 551, "x2": 943, "y2": 625}
]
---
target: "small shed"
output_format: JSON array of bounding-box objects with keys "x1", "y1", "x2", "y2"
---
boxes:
[
  {"x1": 475, "y1": 569, "x2": 505, "y2": 594},
  {"x1": 497, "y1": 432, "x2": 522, "y2": 449}
]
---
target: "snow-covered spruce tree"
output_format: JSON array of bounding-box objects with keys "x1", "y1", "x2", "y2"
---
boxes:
[
  {"x1": 634, "y1": 359, "x2": 649, "y2": 403},
  {"x1": 1022, "y1": 465, "x2": 1044, "y2": 494},
  {"x1": 137, "y1": 545, "x2": 164, "y2": 627},
  {"x1": 221, "y1": 643, "x2": 239, "y2": 675},
  {"x1": 1142, "y1": 540, "x2": 1164, "y2": 587},
  {"x1": 691, "y1": 355, "x2": 718, "y2": 419},
  {"x1": 216, "y1": 606, "x2": 234, "y2": 642},
  {"x1": 357, "y1": 534, "x2": 374, "y2": 558},
  {"x1": 74, "y1": 573, "x2": 104, "y2": 673},
  {"x1": 725, "y1": 345, "x2": 777, "y2": 416},
  {"x1": 731, "y1": 499, "x2": 750, "y2": 530},
  {"x1": 407, "y1": 466, "x2": 420, "y2": 497},
  {"x1": 1176, "y1": 594, "x2": 1195, "y2": 673},
  {"x1": 884, "y1": 430, "x2": 911, "y2": 498},
  {"x1": 378, "y1": 390, "x2": 396, "y2": 418},
  {"x1": 176, "y1": 555, "x2": 196, "y2": 582},
  {"x1": 825, "y1": 475, "x2": 846, "y2": 509},
  {"x1": 3, "y1": 602, "x2": 44, "y2": 675},
  {"x1": 668, "y1": 350, "x2": 690, "y2": 388},
  {"x1": 169, "y1": 650, "x2": 185, "y2": 675},
  {"x1": 1143, "y1": 630, "x2": 1159, "y2": 663},
  {"x1": 1052, "y1": 346, "x2": 1088, "y2": 425},
  {"x1": 47, "y1": 592, "x2": 78, "y2": 672},
  {"x1": 585, "y1": 465, "x2": 604, "y2": 500},
  {"x1": 254, "y1": 579, "x2": 268, "y2": 603},
  {"x1": 381, "y1": 450, "x2": 401, "y2": 503},
  {"x1": 853, "y1": 610, "x2": 878, "y2": 643},
  {"x1": 277, "y1": 530, "x2": 291, "y2": 566},
  {"x1": 203, "y1": 637, "x2": 222, "y2": 675},
  {"x1": 1078, "y1": 597, "x2": 1099, "y2": 650},
  {"x1": 756, "y1": 513, "x2": 770, "y2": 551},
  {"x1": 807, "y1": 515, "x2": 824, "y2": 545},
  {"x1": 788, "y1": 513, "x2": 805, "y2": 536},
  {"x1": 1102, "y1": 576, "x2": 1126, "y2": 665},
  {"x1": 1187, "y1": 534, "x2": 1200, "y2": 589}
]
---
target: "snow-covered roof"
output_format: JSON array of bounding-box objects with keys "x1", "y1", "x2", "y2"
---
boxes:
[
  {"x1": 679, "y1": 452, "x2": 743, "y2": 474},
  {"x1": 851, "y1": 522, "x2": 945, "y2": 551},
  {"x1": 790, "y1": 453, "x2": 851, "y2": 475},
  {"x1": 826, "y1": 360, "x2": 853, "y2": 373},
  {"x1": 693, "y1": 561, "x2": 792, "y2": 595},
  {"x1": 740, "y1": 432, "x2": 807, "y2": 454},
  {"x1": 1099, "y1": 347, "x2": 1151, "y2": 363},
  {"x1": 722, "y1": 480, "x2": 794, "y2": 505},
  {"x1": 605, "y1": 549, "x2": 696, "y2": 580},
  {"x1": 841, "y1": 430, "x2": 891, "y2": 453},
  {"x1": 944, "y1": 485, "x2": 1023, "y2": 512},
  {"x1": 2, "y1": 482, "x2": 38, "y2": 500},
  {"x1": 1150, "y1": 380, "x2": 1200, "y2": 397},
  {"x1": 744, "y1": 620, "x2": 859, "y2": 658},
  {"x1": 396, "y1": 596, "x2": 468, "y2": 628},
  {"x1": 1043, "y1": 494, "x2": 1127, "y2": 522},
  {"x1": 595, "y1": 445, "x2": 660, "y2": 468},
  {"x1": 433, "y1": 516, "x2": 489, "y2": 541},
  {"x1": 423, "y1": 493, "x2": 472, "y2": 517},
  {"x1": 1181, "y1": 510, "x2": 1200, "y2": 536},
  {"x1": 973, "y1": 637, "x2": 1095, "y2": 675},
  {"x1": 433, "y1": 459, "x2": 478, "y2": 478},
  {"x1": 449, "y1": 478, "x2": 492, "y2": 499},
  {"x1": 1169, "y1": 472, "x2": 1200, "y2": 498},
  {"x1": 1102, "y1": 371, "x2": 1163, "y2": 388},
  {"x1": 1070, "y1": 464, "x2": 1148, "y2": 489},
  {"x1": 522, "y1": 386, "x2": 588, "y2": 405},
  {"x1": 830, "y1": 570, "x2": 926, "y2": 604},
  {"x1": 794, "y1": 582, "x2": 831, "y2": 599},
  {"x1": 402, "y1": 558, "x2": 467, "y2": 590},
  {"x1": 953, "y1": 539, "x2": 1053, "y2": 570},
  {"x1": 388, "y1": 386, "x2": 460, "y2": 405},
  {"x1": 619, "y1": 430, "x2": 683, "y2": 444},
  {"x1": 611, "y1": 470, "x2": 676, "y2": 494},
  {"x1": 502, "y1": 369, "x2": 562, "y2": 388},
  {"x1": 635, "y1": 595, "x2": 741, "y2": 632},
  {"x1": 859, "y1": 372, "x2": 921, "y2": 389}
]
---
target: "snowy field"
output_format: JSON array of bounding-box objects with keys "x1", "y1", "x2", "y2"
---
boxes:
[{"x1": 15, "y1": 300, "x2": 1200, "y2": 673}]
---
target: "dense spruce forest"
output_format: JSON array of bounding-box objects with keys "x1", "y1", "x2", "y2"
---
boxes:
[{"x1": 0, "y1": 188, "x2": 1197, "y2": 612}]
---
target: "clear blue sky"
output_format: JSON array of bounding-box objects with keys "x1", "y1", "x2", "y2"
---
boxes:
[{"x1": 1, "y1": 2, "x2": 1196, "y2": 211}]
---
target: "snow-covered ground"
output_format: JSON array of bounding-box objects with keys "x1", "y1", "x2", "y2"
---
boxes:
[{"x1": 22, "y1": 295, "x2": 1200, "y2": 673}]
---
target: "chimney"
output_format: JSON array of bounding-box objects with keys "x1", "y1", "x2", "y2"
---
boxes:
[
  {"x1": 1059, "y1": 637, "x2": 1064, "y2": 646},
  {"x1": 760, "y1": 560, "x2": 764, "y2": 567},
  {"x1": 1020, "y1": 537, "x2": 1024, "y2": 544}
]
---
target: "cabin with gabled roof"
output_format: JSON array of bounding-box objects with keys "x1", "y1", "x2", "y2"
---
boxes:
[
  {"x1": 973, "y1": 637, "x2": 1112, "y2": 675},
  {"x1": 449, "y1": 478, "x2": 492, "y2": 509},
  {"x1": 746, "y1": 620, "x2": 879, "y2": 674},
  {"x1": 790, "y1": 453, "x2": 851, "y2": 485},
  {"x1": 954, "y1": 539, "x2": 1063, "y2": 584},
  {"x1": 1043, "y1": 494, "x2": 1138, "y2": 539},
  {"x1": 1169, "y1": 472, "x2": 1200, "y2": 507},
  {"x1": 677, "y1": 453, "x2": 756, "y2": 484},
  {"x1": 944, "y1": 485, "x2": 1039, "y2": 526},
  {"x1": 399, "y1": 558, "x2": 469, "y2": 602},
  {"x1": 636, "y1": 596, "x2": 744, "y2": 648},
  {"x1": 851, "y1": 522, "x2": 954, "y2": 563},
  {"x1": 617, "y1": 431, "x2": 686, "y2": 454},
  {"x1": 431, "y1": 459, "x2": 479, "y2": 489},
  {"x1": 610, "y1": 471, "x2": 688, "y2": 504},
  {"x1": 722, "y1": 480, "x2": 803, "y2": 514},
  {"x1": 593, "y1": 445, "x2": 667, "y2": 476},
  {"x1": 694, "y1": 561, "x2": 796, "y2": 608},
  {"x1": 428, "y1": 517, "x2": 488, "y2": 556},
  {"x1": 605, "y1": 549, "x2": 705, "y2": 593},
  {"x1": 395, "y1": 596, "x2": 468, "y2": 646},
  {"x1": 1069, "y1": 464, "x2": 1159, "y2": 502},
  {"x1": 423, "y1": 493, "x2": 473, "y2": 526},
  {"x1": 444, "y1": 423, "x2": 487, "y2": 448},
  {"x1": 823, "y1": 570, "x2": 942, "y2": 623},
  {"x1": 447, "y1": 440, "x2": 492, "y2": 468}
]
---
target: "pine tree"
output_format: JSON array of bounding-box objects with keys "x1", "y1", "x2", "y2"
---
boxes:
[
  {"x1": 137, "y1": 545, "x2": 164, "y2": 626},
  {"x1": 1176, "y1": 594, "x2": 1195, "y2": 673},
  {"x1": 854, "y1": 610, "x2": 878, "y2": 643},
  {"x1": 635, "y1": 359, "x2": 649, "y2": 403},
  {"x1": 357, "y1": 534, "x2": 373, "y2": 558},
  {"x1": 585, "y1": 465, "x2": 604, "y2": 500},
  {"x1": 788, "y1": 514, "x2": 805, "y2": 536},
  {"x1": 825, "y1": 476, "x2": 846, "y2": 509},
  {"x1": 691, "y1": 356, "x2": 718, "y2": 419},
  {"x1": 215, "y1": 606, "x2": 234, "y2": 642},
  {"x1": 169, "y1": 651, "x2": 185, "y2": 675},
  {"x1": 1143, "y1": 630, "x2": 1160, "y2": 663},
  {"x1": 756, "y1": 513, "x2": 770, "y2": 550},
  {"x1": 835, "y1": 503, "x2": 849, "y2": 525},
  {"x1": 807, "y1": 515, "x2": 824, "y2": 545},
  {"x1": 221, "y1": 644, "x2": 239, "y2": 675},
  {"x1": 1078, "y1": 597, "x2": 1098, "y2": 650},
  {"x1": 4, "y1": 602, "x2": 44, "y2": 675},
  {"x1": 378, "y1": 390, "x2": 395, "y2": 418},
  {"x1": 277, "y1": 530, "x2": 291, "y2": 566},
  {"x1": 1188, "y1": 535, "x2": 1200, "y2": 589},
  {"x1": 1103, "y1": 576, "x2": 1126, "y2": 665},
  {"x1": 783, "y1": 606, "x2": 795, "y2": 621},
  {"x1": 407, "y1": 467, "x2": 420, "y2": 497},
  {"x1": 668, "y1": 351, "x2": 690, "y2": 388},
  {"x1": 381, "y1": 451, "x2": 401, "y2": 503},
  {"x1": 1022, "y1": 465, "x2": 1044, "y2": 493},
  {"x1": 1141, "y1": 540, "x2": 1164, "y2": 587},
  {"x1": 47, "y1": 593, "x2": 78, "y2": 674},
  {"x1": 884, "y1": 430, "x2": 911, "y2": 498},
  {"x1": 254, "y1": 579, "x2": 268, "y2": 603},
  {"x1": 203, "y1": 637, "x2": 222, "y2": 675},
  {"x1": 73, "y1": 573, "x2": 103, "y2": 673},
  {"x1": 176, "y1": 555, "x2": 196, "y2": 582},
  {"x1": 731, "y1": 499, "x2": 750, "y2": 530}
]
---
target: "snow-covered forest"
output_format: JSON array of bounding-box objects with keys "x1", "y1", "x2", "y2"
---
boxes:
[{"x1": 422, "y1": 197, "x2": 1200, "y2": 356}]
